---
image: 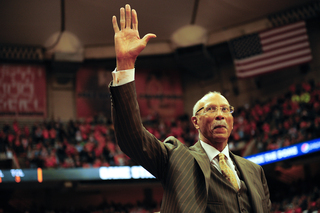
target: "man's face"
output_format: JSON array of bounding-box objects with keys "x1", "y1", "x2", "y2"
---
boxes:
[{"x1": 192, "y1": 93, "x2": 234, "y2": 148}]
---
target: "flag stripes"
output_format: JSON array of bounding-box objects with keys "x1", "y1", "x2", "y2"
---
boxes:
[{"x1": 230, "y1": 21, "x2": 312, "y2": 78}]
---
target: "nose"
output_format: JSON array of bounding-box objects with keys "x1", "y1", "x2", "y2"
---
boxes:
[{"x1": 215, "y1": 109, "x2": 225, "y2": 120}]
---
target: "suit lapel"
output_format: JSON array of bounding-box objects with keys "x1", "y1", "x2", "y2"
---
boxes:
[{"x1": 189, "y1": 142, "x2": 211, "y2": 196}]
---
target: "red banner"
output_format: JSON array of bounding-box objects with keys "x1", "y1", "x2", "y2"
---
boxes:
[
  {"x1": 0, "y1": 64, "x2": 46, "y2": 117},
  {"x1": 136, "y1": 69, "x2": 184, "y2": 120},
  {"x1": 76, "y1": 68, "x2": 184, "y2": 121},
  {"x1": 76, "y1": 67, "x2": 113, "y2": 119}
]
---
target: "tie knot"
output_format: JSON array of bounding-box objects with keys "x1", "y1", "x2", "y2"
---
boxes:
[{"x1": 218, "y1": 153, "x2": 225, "y2": 161}]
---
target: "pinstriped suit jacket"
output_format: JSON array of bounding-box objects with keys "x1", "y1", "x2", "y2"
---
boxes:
[{"x1": 110, "y1": 81, "x2": 271, "y2": 213}]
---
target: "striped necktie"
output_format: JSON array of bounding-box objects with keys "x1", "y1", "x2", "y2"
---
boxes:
[{"x1": 218, "y1": 153, "x2": 239, "y2": 191}]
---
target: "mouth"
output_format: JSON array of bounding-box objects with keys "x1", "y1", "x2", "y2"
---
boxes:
[
  {"x1": 212, "y1": 121, "x2": 228, "y2": 130},
  {"x1": 213, "y1": 125, "x2": 227, "y2": 129}
]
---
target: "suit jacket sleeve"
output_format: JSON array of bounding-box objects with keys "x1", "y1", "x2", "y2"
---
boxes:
[{"x1": 109, "y1": 81, "x2": 169, "y2": 181}]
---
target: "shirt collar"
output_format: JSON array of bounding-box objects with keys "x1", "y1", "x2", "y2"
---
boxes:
[{"x1": 200, "y1": 140, "x2": 230, "y2": 162}]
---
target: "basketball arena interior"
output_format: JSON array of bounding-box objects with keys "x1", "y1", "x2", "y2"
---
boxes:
[{"x1": 0, "y1": 1, "x2": 320, "y2": 212}]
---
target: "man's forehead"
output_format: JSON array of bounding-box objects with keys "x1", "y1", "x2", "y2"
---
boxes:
[{"x1": 201, "y1": 93, "x2": 229, "y2": 105}]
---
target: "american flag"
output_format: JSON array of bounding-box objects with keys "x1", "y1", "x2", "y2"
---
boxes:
[{"x1": 229, "y1": 21, "x2": 312, "y2": 78}]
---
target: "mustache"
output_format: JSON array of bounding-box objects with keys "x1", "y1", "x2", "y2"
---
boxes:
[{"x1": 211, "y1": 120, "x2": 229, "y2": 129}]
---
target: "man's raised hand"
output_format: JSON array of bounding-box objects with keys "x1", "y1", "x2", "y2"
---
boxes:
[{"x1": 112, "y1": 4, "x2": 156, "y2": 70}]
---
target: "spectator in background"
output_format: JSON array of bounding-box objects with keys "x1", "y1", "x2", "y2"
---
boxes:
[{"x1": 1, "y1": 79, "x2": 320, "y2": 170}]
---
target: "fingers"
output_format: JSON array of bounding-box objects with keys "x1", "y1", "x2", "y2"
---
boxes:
[
  {"x1": 112, "y1": 16, "x2": 119, "y2": 33},
  {"x1": 125, "y1": 4, "x2": 131, "y2": 29},
  {"x1": 115, "y1": 4, "x2": 136, "y2": 31},
  {"x1": 141, "y1": 33, "x2": 157, "y2": 45},
  {"x1": 132, "y1": 9, "x2": 138, "y2": 30},
  {"x1": 120, "y1": 7, "x2": 125, "y2": 30}
]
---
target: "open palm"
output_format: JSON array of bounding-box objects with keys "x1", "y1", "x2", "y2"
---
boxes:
[{"x1": 112, "y1": 5, "x2": 156, "y2": 70}]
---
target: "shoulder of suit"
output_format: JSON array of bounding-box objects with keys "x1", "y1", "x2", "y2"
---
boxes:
[
  {"x1": 163, "y1": 136, "x2": 192, "y2": 150},
  {"x1": 164, "y1": 136, "x2": 183, "y2": 146}
]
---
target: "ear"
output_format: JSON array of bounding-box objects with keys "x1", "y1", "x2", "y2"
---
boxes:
[
  {"x1": 191, "y1": 116, "x2": 200, "y2": 130},
  {"x1": 231, "y1": 117, "x2": 234, "y2": 130}
]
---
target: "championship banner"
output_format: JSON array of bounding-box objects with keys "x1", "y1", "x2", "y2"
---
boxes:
[
  {"x1": 76, "y1": 68, "x2": 184, "y2": 120},
  {"x1": 135, "y1": 69, "x2": 184, "y2": 120},
  {"x1": 76, "y1": 67, "x2": 113, "y2": 119},
  {"x1": 0, "y1": 64, "x2": 46, "y2": 117}
]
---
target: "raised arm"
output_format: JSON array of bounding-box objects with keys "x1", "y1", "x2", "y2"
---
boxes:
[
  {"x1": 112, "y1": 4, "x2": 156, "y2": 70},
  {"x1": 110, "y1": 5, "x2": 168, "y2": 180}
]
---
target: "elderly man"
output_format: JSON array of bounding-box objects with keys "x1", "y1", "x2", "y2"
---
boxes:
[{"x1": 109, "y1": 4, "x2": 271, "y2": 212}]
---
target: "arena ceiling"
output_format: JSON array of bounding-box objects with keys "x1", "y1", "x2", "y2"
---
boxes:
[{"x1": 0, "y1": 0, "x2": 317, "y2": 59}]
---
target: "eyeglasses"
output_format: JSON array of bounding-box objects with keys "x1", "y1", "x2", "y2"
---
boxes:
[{"x1": 195, "y1": 105, "x2": 234, "y2": 115}]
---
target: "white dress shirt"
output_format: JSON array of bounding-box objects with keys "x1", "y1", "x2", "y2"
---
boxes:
[
  {"x1": 112, "y1": 68, "x2": 135, "y2": 86},
  {"x1": 200, "y1": 141, "x2": 241, "y2": 189}
]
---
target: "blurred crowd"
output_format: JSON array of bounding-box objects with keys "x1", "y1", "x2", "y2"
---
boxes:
[
  {"x1": 1, "y1": 200, "x2": 160, "y2": 213},
  {"x1": 0, "y1": 80, "x2": 320, "y2": 169},
  {"x1": 231, "y1": 80, "x2": 320, "y2": 155},
  {"x1": 271, "y1": 184, "x2": 320, "y2": 213}
]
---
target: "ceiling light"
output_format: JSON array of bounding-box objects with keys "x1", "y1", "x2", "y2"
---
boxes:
[
  {"x1": 171, "y1": 25, "x2": 208, "y2": 49},
  {"x1": 44, "y1": 31, "x2": 84, "y2": 62}
]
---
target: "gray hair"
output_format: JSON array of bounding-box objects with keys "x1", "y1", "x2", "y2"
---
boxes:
[{"x1": 192, "y1": 91, "x2": 222, "y2": 116}]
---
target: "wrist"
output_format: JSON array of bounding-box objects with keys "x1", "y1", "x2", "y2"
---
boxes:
[{"x1": 116, "y1": 58, "x2": 136, "y2": 71}]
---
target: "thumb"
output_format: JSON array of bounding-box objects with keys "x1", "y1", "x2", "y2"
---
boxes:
[{"x1": 141, "y1": 33, "x2": 157, "y2": 45}]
